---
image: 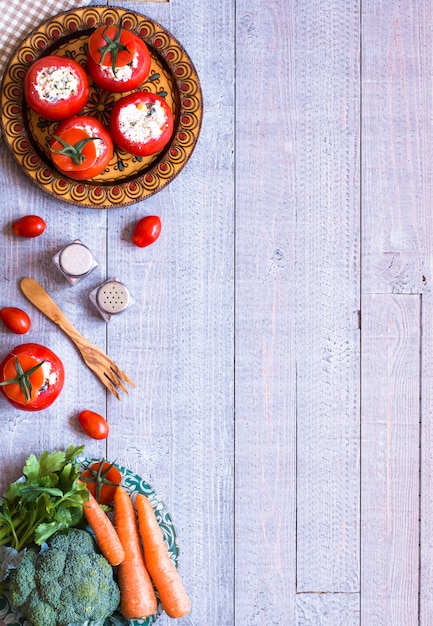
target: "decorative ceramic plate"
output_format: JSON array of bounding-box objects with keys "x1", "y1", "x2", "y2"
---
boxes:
[
  {"x1": 0, "y1": 6, "x2": 202, "y2": 208},
  {"x1": 0, "y1": 460, "x2": 180, "y2": 626}
]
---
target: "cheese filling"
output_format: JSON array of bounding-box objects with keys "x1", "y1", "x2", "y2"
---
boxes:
[
  {"x1": 78, "y1": 124, "x2": 104, "y2": 158},
  {"x1": 100, "y1": 52, "x2": 139, "y2": 82},
  {"x1": 40, "y1": 360, "x2": 58, "y2": 392},
  {"x1": 118, "y1": 100, "x2": 167, "y2": 144},
  {"x1": 34, "y1": 66, "x2": 79, "y2": 102}
]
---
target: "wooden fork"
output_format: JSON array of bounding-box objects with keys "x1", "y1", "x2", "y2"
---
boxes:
[{"x1": 20, "y1": 277, "x2": 135, "y2": 400}]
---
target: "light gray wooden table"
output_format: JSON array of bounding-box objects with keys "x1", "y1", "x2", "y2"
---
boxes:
[{"x1": 0, "y1": 0, "x2": 431, "y2": 624}]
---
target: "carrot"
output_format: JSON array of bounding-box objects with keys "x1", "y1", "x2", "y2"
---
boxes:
[
  {"x1": 82, "y1": 489, "x2": 125, "y2": 566},
  {"x1": 136, "y1": 493, "x2": 191, "y2": 618},
  {"x1": 114, "y1": 486, "x2": 157, "y2": 619}
]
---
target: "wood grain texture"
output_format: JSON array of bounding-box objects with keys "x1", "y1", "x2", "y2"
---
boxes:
[
  {"x1": 361, "y1": 294, "x2": 420, "y2": 626},
  {"x1": 292, "y1": 0, "x2": 360, "y2": 594},
  {"x1": 362, "y1": 3, "x2": 433, "y2": 624},
  {"x1": 296, "y1": 593, "x2": 359, "y2": 626},
  {"x1": 234, "y1": 1, "x2": 297, "y2": 622},
  {"x1": 235, "y1": 0, "x2": 360, "y2": 620},
  {"x1": 420, "y1": 291, "x2": 433, "y2": 624},
  {"x1": 362, "y1": 0, "x2": 433, "y2": 295}
]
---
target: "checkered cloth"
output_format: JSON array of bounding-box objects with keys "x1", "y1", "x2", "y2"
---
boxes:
[{"x1": 0, "y1": 0, "x2": 91, "y2": 83}]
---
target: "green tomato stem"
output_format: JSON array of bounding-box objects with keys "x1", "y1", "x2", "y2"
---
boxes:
[
  {"x1": 98, "y1": 18, "x2": 130, "y2": 76},
  {"x1": 0, "y1": 358, "x2": 45, "y2": 403},
  {"x1": 50, "y1": 136, "x2": 100, "y2": 166}
]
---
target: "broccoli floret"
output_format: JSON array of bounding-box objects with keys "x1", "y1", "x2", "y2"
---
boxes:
[
  {"x1": 49, "y1": 527, "x2": 96, "y2": 553},
  {"x1": 7, "y1": 547, "x2": 38, "y2": 608},
  {"x1": 25, "y1": 592, "x2": 58, "y2": 626},
  {"x1": 7, "y1": 528, "x2": 120, "y2": 626}
]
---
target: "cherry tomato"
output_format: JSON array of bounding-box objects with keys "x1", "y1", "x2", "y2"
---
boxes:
[
  {"x1": 109, "y1": 92, "x2": 174, "y2": 156},
  {"x1": 0, "y1": 343, "x2": 64, "y2": 411},
  {"x1": 24, "y1": 56, "x2": 89, "y2": 121},
  {"x1": 87, "y1": 25, "x2": 151, "y2": 93},
  {"x1": 132, "y1": 215, "x2": 162, "y2": 248},
  {"x1": 78, "y1": 409, "x2": 109, "y2": 440},
  {"x1": 81, "y1": 460, "x2": 122, "y2": 505},
  {"x1": 50, "y1": 116, "x2": 113, "y2": 181},
  {"x1": 12, "y1": 215, "x2": 46, "y2": 238},
  {"x1": 0, "y1": 308, "x2": 31, "y2": 334}
]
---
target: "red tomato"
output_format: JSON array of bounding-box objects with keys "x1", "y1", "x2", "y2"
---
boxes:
[
  {"x1": 0, "y1": 308, "x2": 31, "y2": 334},
  {"x1": 81, "y1": 460, "x2": 122, "y2": 505},
  {"x1": 24, "y1": 56, "x2": 89, "y2": 121},
  {"x1": 50, "y1": 116, "x2": 113, "y2": 180},
  {"x1": 87, "y1": 33, "x2": 151, "y2": 93},
  {"x1": 78, "y1": 410, "x2": 109, "y2": 440},
  {"x1": 0, "y1": 343, "x2": 64, "y2": 411},
  {"x1": 109, "y1": 92, "x2": 174, "y2": 156},
  {"x1": 132, "y1": 215, "x2": 162, "y2": 248},
  {"x1": 12, "y1": 215, "x2": 46, "y2": 238},
  {"x1": 88, "y1": 21, "x2": 137, "y2": 69}
]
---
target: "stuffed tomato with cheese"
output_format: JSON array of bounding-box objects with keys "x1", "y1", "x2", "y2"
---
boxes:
[
  {"x1": 109, "y1": 91, "x2": 174, "y2": 156},
  {"x1": 87, "y1": 20, "x2": 151, "y2": 93},
  {"x1": 24, "y1": 56, "x2": 89, "y2": 121},
  {"x1": 49, "y1": 115, "x2": 113, "y2": 180}
]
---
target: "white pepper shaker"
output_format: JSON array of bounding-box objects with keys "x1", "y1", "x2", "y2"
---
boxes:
[{"x1": 89, "y1": 278, "x2": 133, "y2": 322}]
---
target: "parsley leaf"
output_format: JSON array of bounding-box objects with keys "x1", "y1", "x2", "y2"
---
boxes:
[{"x1": 0, "y1": 446, "x2": 88, "y2": 551}]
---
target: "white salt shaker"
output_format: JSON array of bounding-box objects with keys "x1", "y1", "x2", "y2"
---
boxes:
[{"x1": 52, "y1": 240, "x2": 98, "y2": 285}]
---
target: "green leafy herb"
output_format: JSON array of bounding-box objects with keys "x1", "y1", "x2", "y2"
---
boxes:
[{"x1": 0, "y1": 445, "x2": 88, "y2": 551}]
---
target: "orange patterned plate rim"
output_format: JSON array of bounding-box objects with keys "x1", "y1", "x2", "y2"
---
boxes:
[{"x1": 0, "y1": 5, "x2": 203, "y2": 208}]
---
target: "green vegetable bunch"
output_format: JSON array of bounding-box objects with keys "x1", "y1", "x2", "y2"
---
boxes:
[
  {"x1": 7, "y1": 528, "x2": 120, "y2": 626},
  {"x1": 0, "y1": 445, "x2": 88, "y2": 551}
]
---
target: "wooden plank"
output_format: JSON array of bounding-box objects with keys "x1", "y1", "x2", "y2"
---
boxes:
[
  {"x1": 105, "y1": 1, "x2": 234, "y2": 625},
  {"x1": 235, "y1": 1, "x2": 360, "y2": 621},
  {"x1": 362, "y1": 3, "x2": 433, "y2": 622},
  {"x1": 296, "y1": 593, "x2": 359, "y2": 626},
  {"x1": 234, "y1": 1, "x2": 297, "y2": 621},
  {"x1": 362, "y1": 0, "x2": 432, "y2": 295},
  {"x1": 292, "y1": 0, "x2": 360, "y2": 593},
  {"x1": 361, "y1": 294, "x2": 420, "y2": 625},
  {"x1": 420, "y1": 292, "x2": 433, "y2": 624}
]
